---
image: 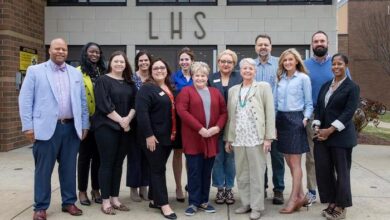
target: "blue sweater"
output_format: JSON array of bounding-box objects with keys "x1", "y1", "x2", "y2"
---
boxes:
[{"x1": 304, "y1": 57, "x2": 351, "y2": 108}]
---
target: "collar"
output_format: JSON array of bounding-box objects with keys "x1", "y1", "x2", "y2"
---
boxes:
[
  {"x1": 255, "y1": 55, "x2": 275, "y2": 66},
  {"x1": 331, "y1": 75, "x2": 348, "y2": 87},
  {"x1": 282, "y1": 71, "x2": 298, "y2": 79},
  {"x1": 311, "y1": 54, "x2": 331, "y2": 64},
  {"x1": 49, "y1": 60, "x2": 67, "y2": 72}
]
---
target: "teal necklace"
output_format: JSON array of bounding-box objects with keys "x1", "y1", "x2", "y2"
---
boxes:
[{"x1": 239, "y1": 83, "x2": 252, "y2": 107}]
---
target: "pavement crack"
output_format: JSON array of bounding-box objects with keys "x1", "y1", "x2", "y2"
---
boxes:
[{"x1": 353, "y1": 160, "x2": 390, "y2": 184}]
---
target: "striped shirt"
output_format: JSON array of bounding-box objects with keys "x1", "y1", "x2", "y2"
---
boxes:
[{"x1": 254, "y1": 55, "x2": 278, "y2": 95}]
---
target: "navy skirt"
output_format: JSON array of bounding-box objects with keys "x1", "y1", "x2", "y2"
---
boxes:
[{"x1": 276, "y1": 111, "x2": 309, "y2": 154}]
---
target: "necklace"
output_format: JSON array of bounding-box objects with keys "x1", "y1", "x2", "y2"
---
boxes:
[{"x1": 239, "y1": 83, "x2": 252, "y2": 107}]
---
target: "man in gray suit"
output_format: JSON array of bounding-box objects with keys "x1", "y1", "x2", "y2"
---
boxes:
[{"x1": 19, "y1": 38, "x2": 89, "y2": 220}]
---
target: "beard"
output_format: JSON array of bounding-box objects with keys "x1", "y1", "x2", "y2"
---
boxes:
[{"x1": 313, "y1": 46, "x2": 328, "y2": 57}]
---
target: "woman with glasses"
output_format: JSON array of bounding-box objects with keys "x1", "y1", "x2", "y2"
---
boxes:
[
  {"x1": 136, "y1": 58, "x2": 177, "y2": 219},
  {"x1": 208, "y1": 49, "x2": 242, "y2": 205}
]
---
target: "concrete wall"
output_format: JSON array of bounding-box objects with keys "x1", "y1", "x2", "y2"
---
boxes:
[{"x1": 45, "y1": 1, "x2": 338, "y2": 64}]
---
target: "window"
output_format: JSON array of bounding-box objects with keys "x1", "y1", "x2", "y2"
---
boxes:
[
  {"x1": 227, "y1": 0, "x2": 332, "y2": 5},
  {"x1": 136, "y1": 0, "x2": 217, "y2": 6},
  {"x1": 47, "y1": 0, "x2": 126, "y2": 6}
]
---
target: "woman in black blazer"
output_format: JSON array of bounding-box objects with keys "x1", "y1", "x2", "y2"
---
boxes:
[
  {"x1": 312, "y1": 53, "x2": 359, "y2": 220},
  {"x1": 136, "y1": 58, "x2": 177, "y2": 220}
]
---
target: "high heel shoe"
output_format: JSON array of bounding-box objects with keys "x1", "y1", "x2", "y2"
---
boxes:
[
  {"x1": 279, "y1": 197, "x2": 308, "y2": 214},
  {"x1": 175, "y1": 189, "x2": 185, "y2": 203},
  {"x1": 79, "y1": 191, "x2": 91, "y2": 206},
  {"x1": 91, "y1": 190, "x2": 102, "y2": 204}
]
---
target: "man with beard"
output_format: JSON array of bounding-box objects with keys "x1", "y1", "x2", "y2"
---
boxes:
[
  {"x1": 254, "y1": 34, "x2": 285, "y2": 205},
  {"x1": 303, "y1": 31, "x2": 351, "y2": 207}
]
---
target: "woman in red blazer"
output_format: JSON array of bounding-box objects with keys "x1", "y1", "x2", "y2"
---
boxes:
[{"x1": 176, "y1": 61, "x2": 227, "y2": 216}]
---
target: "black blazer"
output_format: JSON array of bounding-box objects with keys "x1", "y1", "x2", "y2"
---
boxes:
[
  {"x1": 208, "y1": 71, "x2": 242, "y2": 102},
  {"x1": 136, "y1": 83, "x2": 173, "y2": 146},
  {"x1": 314, "y1": 77, "x2": 360, "y2": 148}
]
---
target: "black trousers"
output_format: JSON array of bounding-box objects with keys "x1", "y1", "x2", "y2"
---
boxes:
[
  {"x1": 95, "y1": 126, "x2": 131, "y2": 199},
  {"x1": 77, "y1": 130, "x2": 100, "y2": 191},
  {"x1": 126, "y1": 138, "x2": 150, "y2": 188},
  {"x1": 314, "y1": 142, "x2": 353, "y2": 208},
  {"x1": 142, "y1": 144, "x2": 172, "y2": 206}
]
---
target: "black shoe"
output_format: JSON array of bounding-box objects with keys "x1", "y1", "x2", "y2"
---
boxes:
[
  {"x1": 78, "y1": 192, "x2": 91, "y2": 206},
  {"x1": 272, "y1": 191, "x2": 284, "y2": 205},
  {"x1": 160, "y1": 210, "x2": 177, "y2": 219},
  {"x1": 149, "y1": 202, "x2": 160, "y2": 209}
]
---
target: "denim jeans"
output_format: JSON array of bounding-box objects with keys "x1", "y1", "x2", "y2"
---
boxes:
[
  {"x1": 186, "y1": 154, "x2": 215, "y2": 206},
  {"x1": 264, "y1": 141, "x2": 285, "y2": 192},
  {"x1": 212, "y1": 135, "x2": 236, "y2": 189}
]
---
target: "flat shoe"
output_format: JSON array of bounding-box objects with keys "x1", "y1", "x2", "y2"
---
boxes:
[
  {"x1": 112, "y1": 204, "x2": 130, "y2": 211},
  {"x1": 101, "y1": 206, "x2": 116, "y2": 215},
  {"x1": 160, "y1": 209, "x2": 177, "y2": 219}
]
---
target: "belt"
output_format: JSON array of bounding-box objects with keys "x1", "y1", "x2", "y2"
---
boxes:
[{"x1": 58, "y1": 118, "x2": 74, "y2": 124}]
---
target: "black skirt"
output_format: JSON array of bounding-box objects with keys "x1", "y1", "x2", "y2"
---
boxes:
[{"x1": 276, "y1": 111, "x2": 309, "y2": 154}]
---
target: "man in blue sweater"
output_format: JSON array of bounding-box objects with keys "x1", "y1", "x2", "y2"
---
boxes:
[{"x1": 304, "y1": 31, "x2": 351, "y2": 206}]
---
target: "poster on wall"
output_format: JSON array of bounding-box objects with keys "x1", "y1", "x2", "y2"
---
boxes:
[{"x1": 19, "y1": 46, "x2": 38, "y2": 74}]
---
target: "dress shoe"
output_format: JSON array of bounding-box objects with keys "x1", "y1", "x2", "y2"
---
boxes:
[
  {"x1": 79, "y1": 191, "x2": 91, "y2": 206},
  {"x1": 175, "y1": 188, "x2": 185, "y2": 202},
  {"x1": 139, "y1": 186, "x2": 150, "y2": 201},
  {"x1": 91, "y1": 190, "x2": 102, "y2": 204},
  {"x1": 160, "y1": 209, "x2": 177, "y2": 219},
  {"x1": 33, "y1": 210, "x2": 46, "y2": 220},
  {"x1": 62, "y1": 204, "x2": 83, "y2": 216}
]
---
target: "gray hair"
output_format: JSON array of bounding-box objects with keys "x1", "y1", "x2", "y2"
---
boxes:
[{"x1": 239, "y1": 58, "x2": 256, "y2": 69}]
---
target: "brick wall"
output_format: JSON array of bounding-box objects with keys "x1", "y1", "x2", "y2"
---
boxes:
[
  {"x1": 348, "y1": 0, "x2": 390, "y2": 107},
  {"x1": 0, "y1": 0, "x2": 46, "y2": 151},
  {"x1": 337, "y1": 34, "x2": 348, "y2": 56}
]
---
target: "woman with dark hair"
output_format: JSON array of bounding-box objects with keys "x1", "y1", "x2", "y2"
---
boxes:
[
  {"x1": 93, "y1": 51, "x2": 137, "y2": 215},
  {"x1": 171, "y1": 47, "x2": 195, "y2": 202},
  {"x1": 77, "y1": 42, "x2": 106, "y2": 206},
  {"x1": 313, "y1": 54, "x2": 359, "y2": 220},
  {"x1": 126, "y1": 51, "x2": 153, "y2": 202},
  {"x1": 136, "y1": 58, "x2": 177, "y2": 219}
]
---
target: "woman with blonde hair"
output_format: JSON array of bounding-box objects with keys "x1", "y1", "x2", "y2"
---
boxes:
[
  {"x1": 209, "y1": 49, "x2": 242, "y2": 205},
  {"x1": 275, "y1": 48, "x2": 313, "y2": 214}
]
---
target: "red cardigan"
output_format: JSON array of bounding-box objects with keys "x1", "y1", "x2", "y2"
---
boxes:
[{"x1": 176, "y1": 86, "x2": 227, "y2": 158}]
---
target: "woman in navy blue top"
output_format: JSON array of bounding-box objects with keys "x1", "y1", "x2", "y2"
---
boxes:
[{"x1": 171, "y1": 47, "x2": 195, "y2": 202}]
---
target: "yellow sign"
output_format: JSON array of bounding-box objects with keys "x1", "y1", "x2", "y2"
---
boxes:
[{"x1": 19, "y1": 47, "x2": 38, "y2": 72}]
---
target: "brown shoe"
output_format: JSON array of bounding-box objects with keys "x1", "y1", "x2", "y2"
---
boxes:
[
  {"x1": 62, "y1": 204, "x2": 83, "y2": 216},
  {"x1": 33, "y1": 210, "x2": 46, "y2": 220},
  {"x1": 273, "y1": 191, "x2": 284, "y2": 205}
]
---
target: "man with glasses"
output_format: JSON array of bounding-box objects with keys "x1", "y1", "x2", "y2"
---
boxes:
[{"x1": 254, "y1": 34, "x2": 285, "y2": 205}]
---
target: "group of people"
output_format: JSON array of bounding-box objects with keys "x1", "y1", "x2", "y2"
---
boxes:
[{"x1": 19, "y1": 30, "x2": 359, "y2": 220}]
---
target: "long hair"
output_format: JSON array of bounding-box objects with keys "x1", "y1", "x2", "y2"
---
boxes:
[
  {"x1": 135, "y1": 50, "x2": 153, "y2": 71},
  {"x1": 107, "y1": 51, "x2": 134, "y2": 84},
  {"x1": 145, "y1": 58, "x2": 174, "y2": 92},
  {"x1": 80, "y1": 42, "x2": 106, "y2": 76},
  {"x1": 277, "y1": 48, "x2": 308, "y2": 81}
]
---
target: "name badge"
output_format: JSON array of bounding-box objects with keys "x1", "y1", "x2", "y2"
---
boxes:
[
  {"x1": 159, "y1": 91, "x2": 165, "y2": 96},
  {"x1": 213, "y1": 78, "x2": 221, "y2": 83}
]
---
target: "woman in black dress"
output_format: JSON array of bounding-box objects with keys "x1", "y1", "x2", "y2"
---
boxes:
[{"x1": 93, "y1": 51, "x2": 137, "y2": 215}]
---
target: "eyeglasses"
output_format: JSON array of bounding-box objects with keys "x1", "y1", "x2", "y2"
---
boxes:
[
  {"x1": 219, "y1": 60, "x2": 234, "y2": 65},
  {"x1": 152, "y1": 66, "x2": 166, "y2": 71}
]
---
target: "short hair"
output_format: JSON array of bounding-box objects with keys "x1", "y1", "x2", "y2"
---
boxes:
[
  {"x1": 239, "y1": 58, "x2": 256, "y2": 69},
  {"x1": 311, "y1": 30, "x2": 328, "y2": 42},
  {"x1": 277, "y1": 48, "x2": 308, "y2": 81},
  {"x1": 332, "y1": 53, "x2": 349, "y2": 65},
  {"x1": 134, "y1": 50, "x2": 153, "y2": 71},
  {"x1": 191, "y1": 61, "x2": 210, "y2": 76},
  {"x1": 178, "y1": 47, "x2": 195, "y2": 61},
  {"x1": 217, "y1": 49, "x2": 238, "y2": 66},
  {"x1": 255, "y1": 34, "x2": 272, "y2": 44}
]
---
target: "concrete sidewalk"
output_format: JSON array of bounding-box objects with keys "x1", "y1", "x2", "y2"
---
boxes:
[{"x1": 1, "y1": 144, "x2": 389, "y2": 220}]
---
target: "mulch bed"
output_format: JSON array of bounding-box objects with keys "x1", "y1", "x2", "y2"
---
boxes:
[{"x1": 357, "y1": 133, "x2": 390, "y2": 145}]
